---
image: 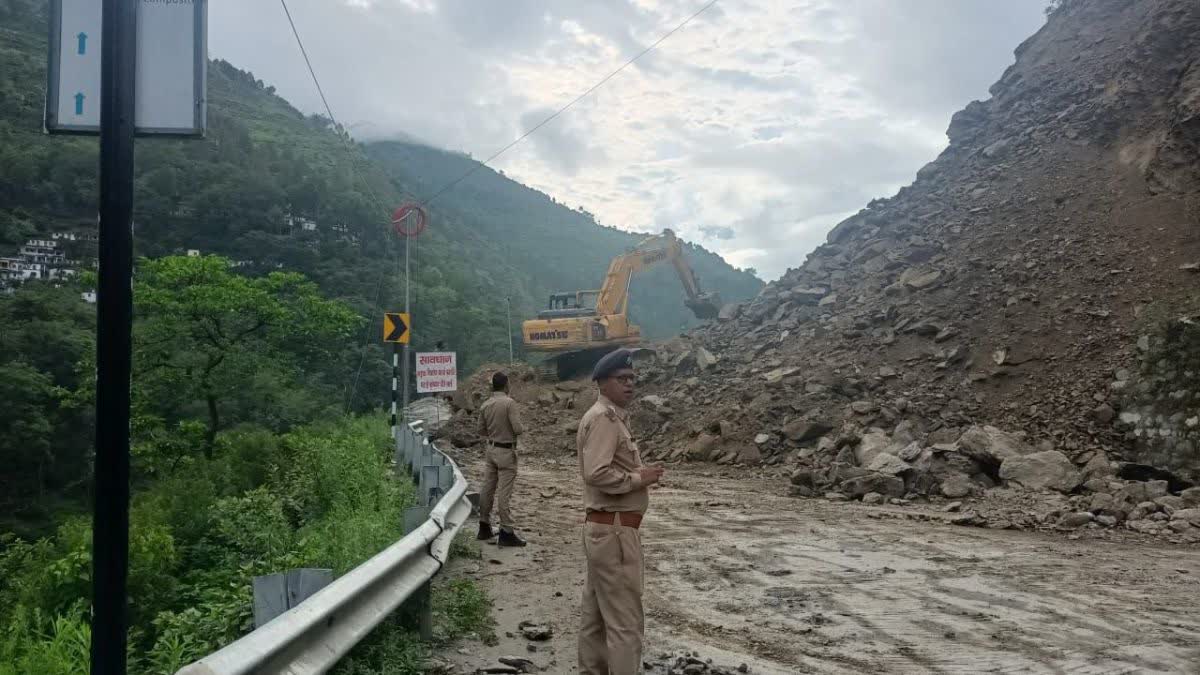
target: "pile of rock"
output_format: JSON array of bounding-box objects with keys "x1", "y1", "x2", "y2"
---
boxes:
[
  {"x1": 644, "y1": 653, "x2": 750, "y2": 675},
  {"x1": 787, "y1": 424, "x2": 1085, "y2": 501}
]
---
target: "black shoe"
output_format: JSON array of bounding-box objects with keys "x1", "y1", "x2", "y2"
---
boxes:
[
  {"x1": 497, "y1": 530, "x2": 527, "y2": 547},
  {"x1": 477, "y1": 523, "x2": 494, "y2": 540}
]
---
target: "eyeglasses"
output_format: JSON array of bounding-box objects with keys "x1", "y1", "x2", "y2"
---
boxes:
[{"x1": 612, "y1": 374, "x2": 637, "y2": 385}]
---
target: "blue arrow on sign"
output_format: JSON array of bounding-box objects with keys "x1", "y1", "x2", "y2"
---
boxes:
[
  {"x1": 77, "y1": 32, "x2": 87, "y2": 55},
  {"x1": 74, "y1": 92, "x2": 85, "y2": 116}
]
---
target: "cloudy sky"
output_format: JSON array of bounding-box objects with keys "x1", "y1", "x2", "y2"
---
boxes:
[{"x1": 210, "y1": 0, "x2": 1049, "y2": 280}]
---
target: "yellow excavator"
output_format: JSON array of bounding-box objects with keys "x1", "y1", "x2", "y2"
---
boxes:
[{"x1": 522, "y1": 229, "x2": 722, "y2": 379}]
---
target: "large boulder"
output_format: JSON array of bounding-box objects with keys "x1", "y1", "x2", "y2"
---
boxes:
[
  {"x1": 1171, "y1": 509, "x2": 1200, "y2": 527},
  {"x1": 854, "y1": 432, "x2": 893, "y2": 466},
  {"x1": 784, "y1": 418, "x2": 834, "y2": 443},
  {"x1": 865, "y1": 453, "x2": 911, "y2": 476},
  {"x1": 688, "y1": 433, "x2": 720, "y2": 461},
  {"x1": 842, "y1": 473, "x2": 906, "y2": 499},
  {"x1": 958, "y1": 426, "x2": 1037, "y2": 472},
  {"x1": 899, "y1": 267, "x2": 943, "y2": 291},
  {"x1": 1182, "y1": 487, "x2": 1200, "y2": 507},
  {"x1": 940, "y1": 472, "x2": 974, "y2": 498},
  {"x1": 999, "y1": 451, "x2": 1082, "y2": 493},
  {"x1": 695, "y1": 347, "x2": 719, "y2": 370},
  {"x1": 736, "y1": 445, "x2": 763, "y2": 465},
  {"x1": 1114, "y1": 480, "x2": 1170, "y2": 506},
  {"x1": 1081, "y1": 453, "x2": 1116, "y2": 481}
]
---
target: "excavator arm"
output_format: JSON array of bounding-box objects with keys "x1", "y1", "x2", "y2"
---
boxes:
[{"x1": 594, "y1": 229, "x2": 722, "y2": 319}]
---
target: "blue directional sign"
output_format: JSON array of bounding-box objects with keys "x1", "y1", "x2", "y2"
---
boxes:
[{"x1": 46, "y1": 0, "x2": 208, "y2": 136}]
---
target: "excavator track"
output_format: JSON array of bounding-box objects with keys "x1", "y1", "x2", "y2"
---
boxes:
[{"x1": 537, "y1": 346, "x2": 624, "y2": 381}]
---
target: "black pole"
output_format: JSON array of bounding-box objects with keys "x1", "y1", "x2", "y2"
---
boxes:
[{"x1": 91, "y1": 0, "x2": 136, "y2": 673}]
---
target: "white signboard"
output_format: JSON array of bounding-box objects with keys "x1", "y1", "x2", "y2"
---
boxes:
[
  {"x1": 46, "y1": 0, "x2": 207, "y2": 136},
  {"x1": 415, "y1": 352, "x2": 457, "y2": 394}
]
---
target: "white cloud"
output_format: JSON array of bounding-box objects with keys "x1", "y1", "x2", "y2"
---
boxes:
[{"x1": 209, "y1": 0, "x2": 1049, "y2": 280}]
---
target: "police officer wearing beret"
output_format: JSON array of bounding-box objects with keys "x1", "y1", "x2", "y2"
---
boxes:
[{"x1": 576, "y1": 349, "x2": 664, "y2": 674}]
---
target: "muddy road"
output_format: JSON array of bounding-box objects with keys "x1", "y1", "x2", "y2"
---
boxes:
[{"x1": 441, "y1": 455, "x2": 1200, "y2": 674}]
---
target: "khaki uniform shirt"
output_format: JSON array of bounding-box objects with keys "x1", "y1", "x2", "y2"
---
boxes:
[
  {"x1": 577, "y1": 394, "x2": 649, "y2": 514},
  {"x1": 480, "y1": 392, "x2": 524, "y2": 444}
]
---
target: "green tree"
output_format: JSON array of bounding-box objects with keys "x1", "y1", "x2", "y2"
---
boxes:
[
  {"x1": 0, "y1": 284, "x2": 95, "y2": 534},
  {"x1": 0, "y1": 363, "x2": 56, "y2": 501},
  {"x1": 133, "y1": 255, "x2": 361, "y2": 458}
]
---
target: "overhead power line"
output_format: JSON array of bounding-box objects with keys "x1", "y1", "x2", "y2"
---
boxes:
[
  {"x1": 277, "y1": 0, "x2": 720, "y2": 408},
  {"x1": 419, "y1": 0, "x2": 721, "y2": 208},
  {"x1": 278, "y1": 0, "x2": 402, "y2": 412}
]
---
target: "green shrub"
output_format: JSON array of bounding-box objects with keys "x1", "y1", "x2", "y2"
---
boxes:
[
  {"x1": 0, "y1": 603, "x2": 91, "y2": 675},
  {"x1": 0, "y1": 413, "x2": 445, "y2": 674}
]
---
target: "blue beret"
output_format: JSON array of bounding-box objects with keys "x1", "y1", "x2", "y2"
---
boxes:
[{"x1": 592, "y1": 348, "x2": 636, "y2": 381}]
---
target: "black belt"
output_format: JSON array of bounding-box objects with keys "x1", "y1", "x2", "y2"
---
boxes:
[{"x1": 490, "y1": 441, "x2": 515, "y2": 449}]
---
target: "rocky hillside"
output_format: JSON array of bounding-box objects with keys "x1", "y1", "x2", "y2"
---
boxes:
[
  {"x1": 707, "y1": 0, "x2": 1200, "y2": 457},
  {"x1": 447, "y1": 0, "x2": 1200, "y2": 542}
]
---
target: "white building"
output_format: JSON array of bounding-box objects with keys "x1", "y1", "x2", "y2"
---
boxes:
[
  {"x1": 286, "y1": 213, "x2": 318, "y2": 232},
  {"x1": 1, "y1": 236, "x2": 84, "y2": 288},
  {"x1": 19, "y1": 239, "x2": 67, "y2": 265},
  {"x1": 82, "y1": 290, "x2": 97, "y2": 303}
]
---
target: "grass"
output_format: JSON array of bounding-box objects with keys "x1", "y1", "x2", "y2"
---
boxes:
[
  {"x1": 331, "y1": 506, "x2": 495, "y2": 673},
  {"x1": 448, "y1": 527, "x2": 483, "y2": 561},
  {"x1": 332, "y1": 573, "x2": 495, "y2": 675},
  {"x1": 435, "y1": 578, "x2": 496, "y2": 646}
]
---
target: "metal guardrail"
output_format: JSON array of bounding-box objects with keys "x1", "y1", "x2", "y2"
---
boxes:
[{"x1": 178, "y1": 421, "x2": 471, "y2": 675}]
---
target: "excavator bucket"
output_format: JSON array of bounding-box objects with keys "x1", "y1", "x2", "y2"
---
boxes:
[{"x1": 685, "y1": 292, "x2": 722, "y2": 320}]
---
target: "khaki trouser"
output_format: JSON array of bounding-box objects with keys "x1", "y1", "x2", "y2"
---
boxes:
[
  {"x1": 478, "y1": 444, "x2": 517, "y2": 531},
  {"x1": 579, "y1": 520, "x2": 644, "y2": 675}
]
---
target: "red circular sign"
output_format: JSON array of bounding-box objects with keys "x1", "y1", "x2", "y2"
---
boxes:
[{"x1": 392, "y1": 203, "x2": 427, "y2": 238}]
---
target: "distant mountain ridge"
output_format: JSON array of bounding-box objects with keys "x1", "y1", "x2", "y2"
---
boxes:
[{"x1": 0, "y1": 0, "x2": 762, "y2": 395}]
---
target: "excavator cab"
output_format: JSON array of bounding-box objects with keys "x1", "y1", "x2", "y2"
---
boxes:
[{"x1": 537, "y1": 291, "x2": 598, "y2": 319}]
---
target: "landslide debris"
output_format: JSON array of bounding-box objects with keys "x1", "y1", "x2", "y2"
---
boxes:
[{"x1": 445, "y1": 0, "x2": 1200, "y2": 544}]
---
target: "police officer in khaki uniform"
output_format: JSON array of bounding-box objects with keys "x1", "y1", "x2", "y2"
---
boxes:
[
  {"x1": 477, "y1": 371, "x2": 527, "y2": 547},
  {"x1": 577, "y1": 349, "x2": 664, "y2": 674}
]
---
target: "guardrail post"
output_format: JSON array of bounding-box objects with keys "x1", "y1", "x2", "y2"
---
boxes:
[
  {"x1": 401, "y1": 505, "x2": 434, "y2": 641},
  {"x1": 402, "y1": 506, "x2": 428, "y2": 534},
  {"x1": 410, "y1": 439, "x2": 424, "y2": 478},
  {"x1": 397, "y1": 431, "x2": 407, "y2": 466},
  {"x1": 420, "y1": 465, "x2": 441, "y2": 507},
  {"x1": 415, "y1": 581, "x2": 433, "y2": 641}
]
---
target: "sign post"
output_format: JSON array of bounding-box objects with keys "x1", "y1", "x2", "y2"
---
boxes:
[
  {"x1": 392, "y1": 203, "x2": 426, "y2": 422},
  {"x1": 91, "y1": 3, "x2": 136, "y2": 672},
  {"x1": 383, "y1": 312, "x2": 411, "y2": 440},
  {"x1": 46, "y1": 2, "x2": 208, "y2": 672},
  {"x1": 416, "y1": 352, "x2": 458, "y2": 427}
]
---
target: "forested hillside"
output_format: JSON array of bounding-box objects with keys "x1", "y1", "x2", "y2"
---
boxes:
[
  {"x1": 0, "y1": 0, "x2": 759, "y2": 382},
  {"x1": 364, "y1": 141, "x2": 763, "y2": 339}
]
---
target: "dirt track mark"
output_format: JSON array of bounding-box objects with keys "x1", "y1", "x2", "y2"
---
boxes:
[{"x1": 444, "y1": 458, "x2": 1200, "y2": 674}]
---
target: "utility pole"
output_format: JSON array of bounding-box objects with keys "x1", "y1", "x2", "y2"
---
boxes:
[
  {"x1": 401, "y1": 220, "x2": 412, "y2": 419},
  {"x1": 92, "y1": 1, "x2": 136, "y2": 672},
  {"x1": 506, "y1": 296, "x2": 514, "y2": 364}
]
